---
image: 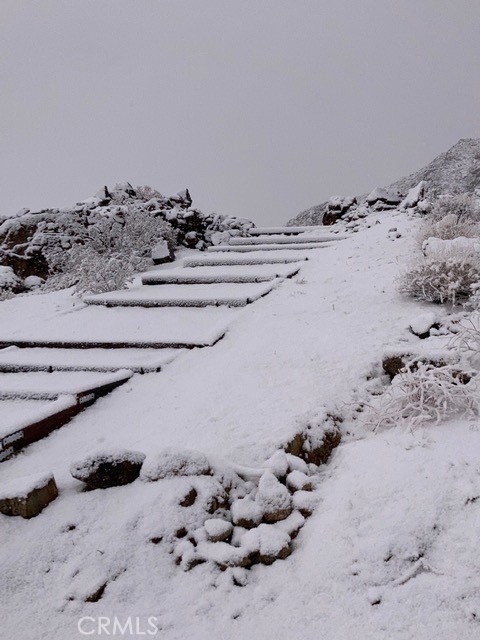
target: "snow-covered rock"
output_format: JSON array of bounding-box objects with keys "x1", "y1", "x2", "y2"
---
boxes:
[
  {"x1": 256, "y1": 471, "x2": 292, "y2": 522},
  {"x1": 204, "y1": 518, "x2": 233, "y2": 542},
  {"x1": 366, "y1": 187, "x2": 402, "y2": 209},
  {"x1": 0, "y1": 265, "x2": 23, "y2": 294},
  {"x1": 151, "y1": 240, "x2": 174, "y2": 264},
  {"x1": 422, "y1": 236, "x2": 480, "y2": 259},
  {"x1": 230, "y1": 497, "x2": 263, "y2": 528},
  {"x1": 286, "y1": 470, "x2": 312, "y2": 492},
  {"x1": 240, "y1": 523, "x2": 291, "y2": 564},
  {"x1": 140, "y1": 449, "x2": 212, "y2": 481},
  {"x1": 70, "y1": 449, "x2": 145, "y2": 489},
  {"x1": 400, "y1": 181, "x2": 428, "y2": 209},
  {"x1": 0, "y1": 472, "x2": 58, "y2": 518},
  {"x1": 409, "y1": 312, "x2": 439, "y2": 339}
]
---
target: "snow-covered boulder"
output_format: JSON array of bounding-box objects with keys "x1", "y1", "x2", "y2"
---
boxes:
[
  {"x1": 256, "y1": 471, "x2": 292, "y2": 523},
  {"x1": 422, "y1": 236, "x2": 480, "y2": 260},
  {"x1": 286, "y1": 470, "x2": 312, "y2": 492},
  {"x1": 23, "y1": 275, "x2": 44, "y2": 290},
  {"x1": 400, "y1": 181, "x2": 428, "y2": 209},
  {"x1": 0, "y1": 266, "x2": 23, "y2": 294},
  {"x1": 141, "y1": 448, "x2": 212, "y2": 481},
  {"x1": 366, "y1": 187, "x2": 402, "y2": 210},
  {"x1": 151, "y1": 240, "x2": 174, "y2": 264},
  {"x1": 0, "y1": 472, "x2": 58, "y2": 518},
  {"x1": 70, "y1": 449, "x2": 145, "y2": 489}
]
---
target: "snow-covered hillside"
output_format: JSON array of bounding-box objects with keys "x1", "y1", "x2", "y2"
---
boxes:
[
  {"x1": 2, "y1": 203, "x2": 480, "y2": 639},
  {"x1": 290, "y1": 138, "x2": 480, "y2": 226}
]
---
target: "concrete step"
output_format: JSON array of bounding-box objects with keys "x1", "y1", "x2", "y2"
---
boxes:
[
  {"x1": 83, "y1": 282, "x2": 276, "y2": 309},
  {"x1": 183, "y1": 253, "x2": 308, "y2": 267},
  {"x1": 0, "y1": 307, "x2": 234, "y2": 350},
  {"x1": 207, "y1": 242, "x2": 331, "y2": 252},
  {"x1": 141, "y1": 263, "x2": 300, "y2": 285},
  {"x1": 0, "y1": 347, "x2": 180, "y2": 374},
  {"x1": 229, "y1": 235, "x2": 342, "y2": 245},
  {"x1": 248, "y1": 226, "x2": 319, "y2": 235}
]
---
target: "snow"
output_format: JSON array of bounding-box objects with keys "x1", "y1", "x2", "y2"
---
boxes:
[
  {"x1": 0, "y1": 346, "x2": 180, "y2": 373},
  {"x1": 140, "y1": 449, "x2": 212, "y2": 481},
  {"x1": 207, "y1": 242, "x2": 333, "y2": 252},
  {"x1": 409, "y1": 311, "x2": 439, "y2": 336},
  {"x1": 141, "y1": 263, "x2": 301, "y2": 284},
  {"x1": 249, "y1": 226, "x2": 319, "y2": 235},
  {"x1": 0, "y1": 395, "x2": 77, "y2": 440},
  {"x1": 2, "y1": 210, "x2": 479, "y2": 638},
  {"x1": 0, "y1": 295, "x2": 235, "y2": 347},
  {"x1": 183, "y1": 252, "x2": 308, "y2": 266},
  {"x1": 256, "y1": 471, "x2": 292, "y2": 515},
  {"x1": 0, "y1": 370, "x2": 132, "y2": 400},
  {"x1": 422, "y1": 235, "x2": 480, "y2": 259},
  {"x1": 83, "y1": 281, "x2": 277, "y2": 308},
  {"x1": 0, "y1": 471, "x2": 55, "y2": 500},
  {"x1": 229, "y1": 234, "x2": 344, "y2": 245}
]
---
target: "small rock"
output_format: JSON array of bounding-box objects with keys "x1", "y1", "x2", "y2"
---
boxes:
[
  {"x1": 204, "y1": 518, "x2": 233, "y2": 542},
  {"x1": 241, "y1": 523, "x2": 291, "y2": 565},
  {"x1": 285, "y1": 453, "x2": 309, "y2": 475},
  {"x1": 0, "y1": 472, "x2": 58, "y2": 518},
  {"x1": 151, "y1": 240, "x2": 174, "y2": 264},
  {"x1": 71, "y1": 449, "x2": 145, "y2": 489},
  {"x1": 179, "y1": 486, "x2": 197, "y2": 507},
  {"x1": 265, "y1": 450, "x2": 289, "y2": 479},
  {"x1": 276, "y1": 510, "x2": 306, "y2": 539},
  {"x1": 231, "y1": 498, "x2": 263, "y2": 529},
  {"x1": 286, "y1": 470, "x2": 312, "y2": 492},
  {"x1": 256, "y1": 471, "x2": 292, "y2": 523},
  {"x1": 292, "y1": 490, "x2": 318, "y2": 517}
]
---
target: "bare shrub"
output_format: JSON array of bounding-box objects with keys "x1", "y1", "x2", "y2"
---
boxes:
[
  {"x1": 364, "y1": 363, "x2": 479, "y2": 431},
  {"x1": 45, "y1": 207, "x2": 177, "y2": 294}
]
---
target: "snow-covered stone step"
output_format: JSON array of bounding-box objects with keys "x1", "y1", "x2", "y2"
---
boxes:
[
  {"x1": 0, "y1": 307, "x2": 233, "y2": 349},
  {"x1": 0, "y1": 370, "x2": 133, "y2": 400},
  {"x1": 83, "y1": 282, "x2": 276, "y2": 308},
  {"x1": 207, "y1": 242, "x2": 331, "y2": 252},
  {"x1": 229, "y1": 235, "x2": 343, "y2": 245},
  {"x1": 248, "y1": 226, "x2": 318, "y2": 235},
  {"x1": 0, "y1": 347, "x2": 180, "y2": 374},
  {"x1": 183, "y1": 252, "x2": 309, "y2": 267},
  {"x1": 141, "y1": 263, "x2": 300, "y2": 285}
]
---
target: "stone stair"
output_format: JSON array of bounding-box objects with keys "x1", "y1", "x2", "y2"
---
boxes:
[{"x1": 0, "y1": 223, "x2": 342, "y2": 460}]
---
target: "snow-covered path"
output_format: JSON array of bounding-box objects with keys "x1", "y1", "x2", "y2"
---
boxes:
[{"x1": 3, "y1": 212, "x2": 477, "y2": 639}]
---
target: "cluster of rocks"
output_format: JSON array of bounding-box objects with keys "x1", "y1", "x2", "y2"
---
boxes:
[
  {"x1": 0, "y1": 424, "x2": 341, "y2": 587},
  {"x1": 0, "y1": 182, "x2": 255, "y2": 290}
]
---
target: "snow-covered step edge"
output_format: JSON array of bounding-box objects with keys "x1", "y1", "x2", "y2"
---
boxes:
[
  {"x1": 0, "y1": 347, "x2": 179, "y2": 374},
  {"x1": 0, "y1": 370, "x2": 133, "y2": 460},
  {"x1": 83, "y1": 282, "x2": 277, "y2": 308},
  {"x1": 207, "y1": 243, "x2": 332, "y2": 252},
  {"x1": 141, "y1": 265, "x2": 301, "y2": 285},
  {"x1": 229, "y1": 235, "x2": 345, "y2": 245},
  {"x1": 248, "y1": 226, "x2": 319, "y2": 235},
  {"x1": 0, "y1": 369, "x2": 134, "y2": 401},
  {"x1": 183, "y1": 255, "x2": 308, "y2": 267},
  {"x1": 0, "y1": 330, "x2": 227, "y2": 351}
]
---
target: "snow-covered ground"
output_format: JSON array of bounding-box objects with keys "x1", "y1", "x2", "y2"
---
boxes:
[{"x1": 1, "y1": 211, "x2": 479, "y2": 639}]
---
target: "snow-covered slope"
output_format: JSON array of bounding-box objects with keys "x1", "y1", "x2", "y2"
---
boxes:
[
  {"x1": 1, "y1": 211, "x2": 479, "y2": 639},
  {"x1": 290, "y1": 138, "x2": 480, "y2": 226}
]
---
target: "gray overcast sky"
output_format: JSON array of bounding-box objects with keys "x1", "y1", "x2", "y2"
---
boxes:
[{"x1": 1, "y1": 1, "x2": 480, "y2": 225}]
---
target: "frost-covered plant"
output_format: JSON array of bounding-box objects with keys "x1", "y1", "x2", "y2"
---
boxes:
[
  {"x1": 418, "y1": 213, "x2": 480, "y2": 245},
  {"x1": 399, "y1": 255, "x2": 480, "y2": 305},
  {"x1": 430, "y1": 194, "x2": 480, "y2": 223},
  {"x1": 364, "y1": 363, "x2": 479, "y2": 431},
  {"x1": 45, "y1": 206, "x2": 177, "y2": 294}
]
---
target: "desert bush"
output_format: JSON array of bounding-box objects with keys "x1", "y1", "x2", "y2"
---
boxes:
[
  {"x1": 399, "y1": 254, "x2": 480, "y2": 305},
  {"x1": 45, "y1": 206, "x2": 177, "y2": 294},
  {"x1": 430, "y1": 194, "x2": 480, "y2": 223},
  {"x1": 418, "y1": 213, "x2": 480, "y2": 246},
  {"x1": 364, "y1": 362, "x2": 479, "y2": 431}
]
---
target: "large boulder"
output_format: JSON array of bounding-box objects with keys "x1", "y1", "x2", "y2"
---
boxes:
[
  {"x1": 0, "y1": 472, "x2": 58, "y2": 518},
  {"x1": 70, "y1": 449, "x2": 145, "y2": 489}
]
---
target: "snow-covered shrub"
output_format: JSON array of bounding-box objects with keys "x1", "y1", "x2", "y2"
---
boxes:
[
  {"x1": 364, "y1": 362, "x2": 479, "y2": 431},
  {"x1": 430, "y1": 193, "x2": 480, "y2": 223},
  {"x1": 399, "y1": 246, "x2": 480, "y2": 305},
  {"x1": 45, "y1": 207, "x2": 177, "y2": 294},
  {"x1": 418, "y1": 213, "x2": 480, "y2": 246},
  {"x1": 0, "y1": 265, "x2": 23, "y2": 300}
]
